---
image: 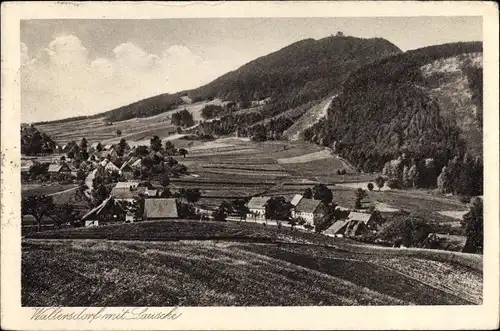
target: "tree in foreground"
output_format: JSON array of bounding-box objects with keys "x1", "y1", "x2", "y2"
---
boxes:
[
  {"x1": 213, "y1": 203, "x2": 228, "y2": 222},
  {"x1": 265, "y1": 196, "x2": 293, "y2": 222},
  {"x1": 178, "y1": 148, "x2": 188, "y2": 158},
  {"x1": 378, "y1": 213, "x2": 431, "y2": 248},
  {"x1": 150, "y1": 135, "x2": 162, "y2": 152},
  {"x1": 312, "y1": 183, "x2": 333, "y2": 204},
  {"x1": 461, "y1": 197, "x2": 483, "y2": 254},
  {"x1": 302, "y1": 188, "x2": 313, "y2": 199},
  {"x1": 52, "y1": 203, "x2": 78, "y2": 228},
  {"x1": 375, "y1": 176, "x2": 385, "y2": 191},
  {"x1": 21, "y1": 195, "x2": 55, "y2": 232},
  {"x1": 232, "y1": 198, "x2": 249, "y2": 220},
  {"x1": 354, "y1": 188, "x2": 368, "y2": 209},
  {"x1": 185, "y1": 188, "x2": 201, "y2": 204}
]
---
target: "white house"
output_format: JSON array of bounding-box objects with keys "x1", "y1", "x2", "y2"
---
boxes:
[
  {"x1": 246, "y1": 196, "x2": 271, "y2": 220},
  {"x1": 292, "y1": 198, "x2": 328, "y2": 225}
]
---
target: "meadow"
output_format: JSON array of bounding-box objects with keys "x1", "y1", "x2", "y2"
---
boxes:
[
  {"x1": 35, "y1": 99, "x2": 227, "y2": 145},
  {"x1": 22, "y1": 228, "x2": 482, "y2": 306}
]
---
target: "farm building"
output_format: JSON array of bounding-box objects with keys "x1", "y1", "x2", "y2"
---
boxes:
[
  {"x1": 290, "y1": 194, "x2": 303, "y2": 207},
  {"x1": 324, "y1": 219, "x2": 368, "y2": 238},
  {"x1": 246, "y1": 196, "x2": 271, "y2": 220},
  {"x1": 104, "y1": 162, "x2": 120, "y2": 173},
  {"x1": 103, "y1": 149, "x2": 119, "y2": 162},
  {"x1": 346, "y1": 211, "x2": 376, "y2": 230},
  {"x1": 292, "y1": 198, "x2": 328, "y2": 225},
  {"x1": 80, "y1": 196, "x2": 126, "y2": 227},
  {"x1": 119, "y1": 162, "x2": 135, "y2": 179},
  {"x1": 89, "y1": 142, "x2": 102, "y2": 152},
  {"x1": 110, "y1": 185, "x2": 147, "y2": 203},
  {"x1": 103, "y1": 144, "x2": 114, "y2": 151},
  {"x1": 143, "y1": 198, "x2": 178, "y2": 220},
  {"x1": 114, "y1": 181, "x2": 140, "y2": 189},
  {"x1": 47, "y1": 163, "x2": 72, "y2": 175}
]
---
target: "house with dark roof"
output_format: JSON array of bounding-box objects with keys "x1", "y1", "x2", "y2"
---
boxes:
[
  {"x1": 48, "y1": 163, "x2": 74, "y2": 179},
  {"x1": 81, "y1": 196, "x2": 126, "y2": 227},
  {"x1": 143, "y1": 198, "x2": 178, "y2": 220},
  {"x1": 89, "y1": 142, "x2": 102, "y2": 153},
  {"x1": 103, "y1": 148, "x2": 119, "y2": 162},
  {"x1": 346, "y1": 211, "x2": 376, "y2": 230},
  {"x1": 323, "y1": 219, "x2": 368, "y2": 238},
  {"x1": 292, "y1": 198, "x2": 328, "y2": 224},
  {"x1": 110, "y1": 185, "x2": 147, "y2": 203},
  {"x1": 246, "y1": 196, "x2": 271, "y2": 220},
  {"x1": 119, "y1": 161, "x2": 135, "y2": 179}
]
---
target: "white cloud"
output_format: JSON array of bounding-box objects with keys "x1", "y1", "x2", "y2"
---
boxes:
[{"x1": 21, "y1": 35, "x2": 226, "y2": 122}]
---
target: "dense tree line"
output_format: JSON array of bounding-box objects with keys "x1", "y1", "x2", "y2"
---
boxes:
[
  {"x1": 303, "y1": 43, "x2": 483, "y2": 196},
  {"x1": 171, "y1": 109, "x2": 194, "y2": 127},
  {"x1": 21, "y1": 125, "x2": 57, "y2": 155},
  {"x1": 105, "y1": 93, "x2": 183, "y2": 122}
]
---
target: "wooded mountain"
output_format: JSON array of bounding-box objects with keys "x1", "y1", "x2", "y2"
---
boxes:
[
  {"x1": 304, "y1": 42, "x2": 482, "y2": 168},
  {"x1": 187, "y1": 36, "x2": 402, "y2": 103},
  {"x1": 303, "y1": 41, "x2": 483, "y2": 195},
  {"x1": 38, "y1": 35, "x2": 399, "y2": 125}
]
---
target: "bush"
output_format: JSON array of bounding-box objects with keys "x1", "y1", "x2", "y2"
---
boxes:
[
  {"x1": 303, "y1": 223, "x2": 314, "y2": 231},
  {"x1": 367, "y1": 183, "x2": 374, "y2": 191}
]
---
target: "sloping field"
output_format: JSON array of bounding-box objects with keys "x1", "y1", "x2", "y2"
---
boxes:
[
  {"x1": 23, "y1": 221, "x2": 482, "y2": 306},
  {"x1": 277, "y1": 150, "x2": 333, "y2": 164},
  {"x1": 36, "y1": 99, "x2": 227, "y2": 145}
]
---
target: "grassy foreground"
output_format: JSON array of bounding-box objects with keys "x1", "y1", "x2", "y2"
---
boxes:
[{"x1": 23, "y1": 221, "x2": 482, "y2": 306}]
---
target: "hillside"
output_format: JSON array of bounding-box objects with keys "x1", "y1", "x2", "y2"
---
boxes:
[
  {"x1": 21, "y1": 124, "x2": 57, "y2": 155},
  {"x1": 187, "y1": 36, "x2": 401, "y2": 102},
  {"x1": 304, "y1": 41, "x2": 483, "y2": 194},
  {"x1": 23, "y1": 220, "x2": 482, "y2": 306},
  {"x1": 283, "y1": 95, "x2": 336, "y2": 140}
]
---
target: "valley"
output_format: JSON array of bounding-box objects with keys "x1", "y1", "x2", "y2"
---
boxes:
[{"x1": 20, "y1": 33, "x2": 484, "y2": 308}]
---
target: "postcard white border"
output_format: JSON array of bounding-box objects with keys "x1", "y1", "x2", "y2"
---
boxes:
[{"x1": 1, "y1": 1, "x2": 498, "y2": 330}]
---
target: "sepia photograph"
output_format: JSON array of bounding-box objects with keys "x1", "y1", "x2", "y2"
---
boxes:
[{"x1": 2, "y1": 1, "x2": 499, "y2": 330}]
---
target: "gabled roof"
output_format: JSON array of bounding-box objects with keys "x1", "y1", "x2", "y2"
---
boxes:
[
  {"x1": 105, "y1": 162, "x2": 120, "y2": 172},
  {"x1": 345, "y1": 220, "x2": 367, "y2": 236},
  {"x1": 48, "y1": 164, "x2": 70, "y2": 173},
  {"x1": 103, "y1": 144, "x2": 114, "y2": 150},
  {"x1": 145, "y1": 189, "x2": 158, "y2": 197},
  {"x1": 81, "y1": 196, "x2": 125, "y2": 221},
  {"x1": 143, "y1": 198, "x2": 178, "y2": 218},
  {"x1": 90, "y1": 142, "x2": 101, "y2": 148},
  {"x1": 247, "y1": 196, "x2": 271, "y2": 210},
  {"x1": 110, "y1": 186, "x2": 147, "y2": 200},
  {"x1": 295, "y1": 198, "x2": 322, "y2": 213},
  {"x1": 114, "y1": 181, "x2": 140, "y2": 189},
  {"x1": 347, "y1": 211, "x2": 373, "y2": 224},
  {"x1": 120, "y1": 162, "x2": 134, "y2": 171},
  {"x1": 290, "y1": 194, "x2": 303, "y2": 206},
  {"x1": 324, "y1": 220, "x2": 350, "y2": 235},
  {"x1": 131, "y1": 158, "x2": 142, "y2": 168}
]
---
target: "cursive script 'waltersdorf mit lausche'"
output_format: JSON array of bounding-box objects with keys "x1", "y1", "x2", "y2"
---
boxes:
[{"x1": 31, "y1": 307, "x2": 182, "y2": 322}]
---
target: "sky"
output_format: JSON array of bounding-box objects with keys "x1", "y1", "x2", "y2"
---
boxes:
[{"x1": 20, "y1": 17, "x2": 482, "y2": 122}]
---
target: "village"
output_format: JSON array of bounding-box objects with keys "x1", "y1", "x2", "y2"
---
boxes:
[
  {"x1": 13, "y1": 15, "x2": 487, "y2": 310},
  {"x1": 21, "y1": 126, "x2": 471, "y2": 251}
]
